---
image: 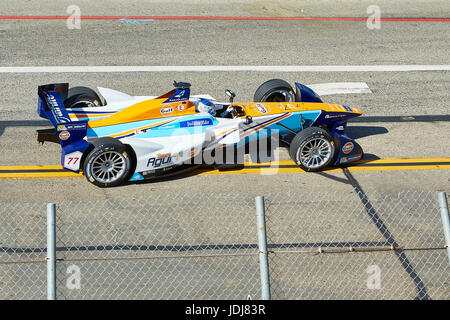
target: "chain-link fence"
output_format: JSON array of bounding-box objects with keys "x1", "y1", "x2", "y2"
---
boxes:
[
  {"x1": 0, "y1": 202, "x2": 47, "y2": 300},
  {"x1": 0, "y1": 190, "x2": 449, "y2": 300},
  {"x1": 265, "y1": 190, "x2": 449, "y2": 300}
]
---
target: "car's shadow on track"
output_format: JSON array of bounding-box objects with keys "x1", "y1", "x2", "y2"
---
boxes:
[
  {"x1": 123, "y1": 164, "x2": 247, "y2": 186},
  {"x1": 123, "y1": 153, "x2": 383, "y2": 187}
]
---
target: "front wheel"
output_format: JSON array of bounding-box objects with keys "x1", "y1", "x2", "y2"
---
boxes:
[
  {"x1": 83, "y1": 139, "x2": 133, "y2": 187},
  {"x1": 254, "y1": 79, "x2": 295, "y2": 102},
  {"x1": 289, "y1": 127, "x2": 335, "y2": 172}
]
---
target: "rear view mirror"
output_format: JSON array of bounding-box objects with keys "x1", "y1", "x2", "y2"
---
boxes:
[{"x1": 225, "y1": 89, "x2": 236, "y2": 103}]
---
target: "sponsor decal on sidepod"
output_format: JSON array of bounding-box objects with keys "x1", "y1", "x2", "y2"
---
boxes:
[
  {"x1": 147, "y1": 154, "x2": 172, "y2": 168},
  {"x1": 59, "y1": 131, "x2": 70, "y2": 140},
  {"x1": 342, "y1": 142, "x2": 354, "y2": 154},
  {"x1": 251, "y1": 103, "x2": 271, "y2": 114},
  {"x1": 160, "y1": 106, "x2": 174, "y2": 116}
]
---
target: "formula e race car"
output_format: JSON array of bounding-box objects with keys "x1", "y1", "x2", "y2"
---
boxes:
[{"x1": 36, "y1": 79, "x2": 364, "y2": 187}]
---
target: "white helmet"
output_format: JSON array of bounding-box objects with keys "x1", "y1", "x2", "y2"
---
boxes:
[{"x1": 196, "y1": 98, "x2": 216, "y2": 116}]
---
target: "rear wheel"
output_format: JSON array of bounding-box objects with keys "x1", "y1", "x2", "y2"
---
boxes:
[
  {"x1": 64, "y1": 86, "x2": 103, "y2": 108},
  {"x1": 83, "y1": 139, "x2": 134, "y2": 187},
  {"x1": 289, "y1": 127, "x2": 335, "y2": 172},
  {"x1": 254, "y1": 79, "x2": 295, "y2": 102}
]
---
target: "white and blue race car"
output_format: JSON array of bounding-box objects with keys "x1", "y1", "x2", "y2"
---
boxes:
[{"x1": 36, "y1": 79, "x2": 364, "y2": 187}]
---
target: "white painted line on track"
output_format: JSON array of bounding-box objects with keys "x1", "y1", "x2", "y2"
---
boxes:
[
  {"x1": 0, "y1": 65, "x2": 449, "y2": 73},
  {"x1": 307, "y1": 82, "x2": 372, "y2": 95}
]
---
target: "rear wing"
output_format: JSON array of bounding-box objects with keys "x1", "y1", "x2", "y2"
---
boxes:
[
  {"x1": 37, "y1": 83, "x2": 90, "y2": 172},
  {"x1": 38, "y1": 83, "x2": 70, "y2": 126},
  {"x1": 38, "y1": 83, "x2": 89, "y2": 147}
]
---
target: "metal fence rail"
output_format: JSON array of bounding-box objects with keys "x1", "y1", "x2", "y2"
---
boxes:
[{"x1": 0, "y1": 190, "x2": 449, "y2": 300}]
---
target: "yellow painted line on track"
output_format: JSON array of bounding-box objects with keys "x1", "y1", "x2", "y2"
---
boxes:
[
  {"x1": 0, "y1": 158, "x2": 449, "y2": 179},
  {"x1": 0, "y1": 165, "x2": 63, "y2": 170},
  {"x1": 0, "y1": 172, "x2": 82, "y2": 179},
  {"x1": 238, "y1": 158, "x2": 450, "y2": 166},
  {"x1": 336, "y1": 165, "x2": 450, "y2": 172},
  {"x1": 355, "y1": 157, "x2": 450, "y2": 164},
  {"x1": 197, "y1": 164, "x2": 450, "y2": 175}
]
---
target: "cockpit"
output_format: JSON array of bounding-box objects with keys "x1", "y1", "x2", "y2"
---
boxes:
[{"x1": 171, "y1": 81, "x2": 246, "y2": 119}]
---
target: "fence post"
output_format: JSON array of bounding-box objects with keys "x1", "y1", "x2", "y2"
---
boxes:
[
  {"x1": 47, "y1": 203, "x2": 56, "y2": 300},
  {"x1": 438, "y1": 192, "x2": 450, "y2": 265},
  {"x1": 255, "y1": 196, "x2": 271, "y2": 300}
]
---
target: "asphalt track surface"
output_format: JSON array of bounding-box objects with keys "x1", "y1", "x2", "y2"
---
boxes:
[
  {"x1": 0, "y1": 0, "x2": 449, "y2": 300},
  {"x1": 0, "y1": 0, "x2": 449, "y2": 202}
]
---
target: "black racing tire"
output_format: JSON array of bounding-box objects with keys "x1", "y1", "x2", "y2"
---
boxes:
[
  {"x1": 289, "y1": 127, "x2": 336, "y2": 172},
  {"x1": 254, "y1": 79, "x2": 295, "y2": 102},
  {"x1": 83, "y1": 138, "x2": 134, "y2": 188},
  {"x1": 64, "y1": 86, "x2": 103, "y2": 109}
]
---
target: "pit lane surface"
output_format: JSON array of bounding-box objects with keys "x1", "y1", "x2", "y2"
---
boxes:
[
  {"x1": 1, "y1": 158, "x2": 450, "y2": 179},
  {"x1": 0, "y1": 0, "x2": 449, "y2": 202},
  {"x1": 0, "y1": 0, "x2": 449, "y2": 300}
]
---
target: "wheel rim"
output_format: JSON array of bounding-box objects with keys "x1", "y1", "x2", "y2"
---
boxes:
[
  {"x1": 69, "y1": 100, "x2": 98, "y2": 108},
  {"x1": 90, "y1": 151, "x2": 126, "y2": 184},
  {"x1": 263, "y1": 90, "x2": 294, "y2": 102},
  {"x1": 297, "y1": 137, "x2": 332, "y2": 169}
]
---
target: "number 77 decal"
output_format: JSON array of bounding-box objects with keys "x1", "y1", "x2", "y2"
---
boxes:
[
  {"x1": 67, "y1": 157, "x2": 79, "y2": 165},
  {"x1": 64, "y1": 151, "x2": 83, "y2": 171}
]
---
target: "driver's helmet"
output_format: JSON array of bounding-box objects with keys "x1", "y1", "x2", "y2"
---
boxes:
[{"x1": 196, "y1": 98, "x2": 216, "y2": 116}]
